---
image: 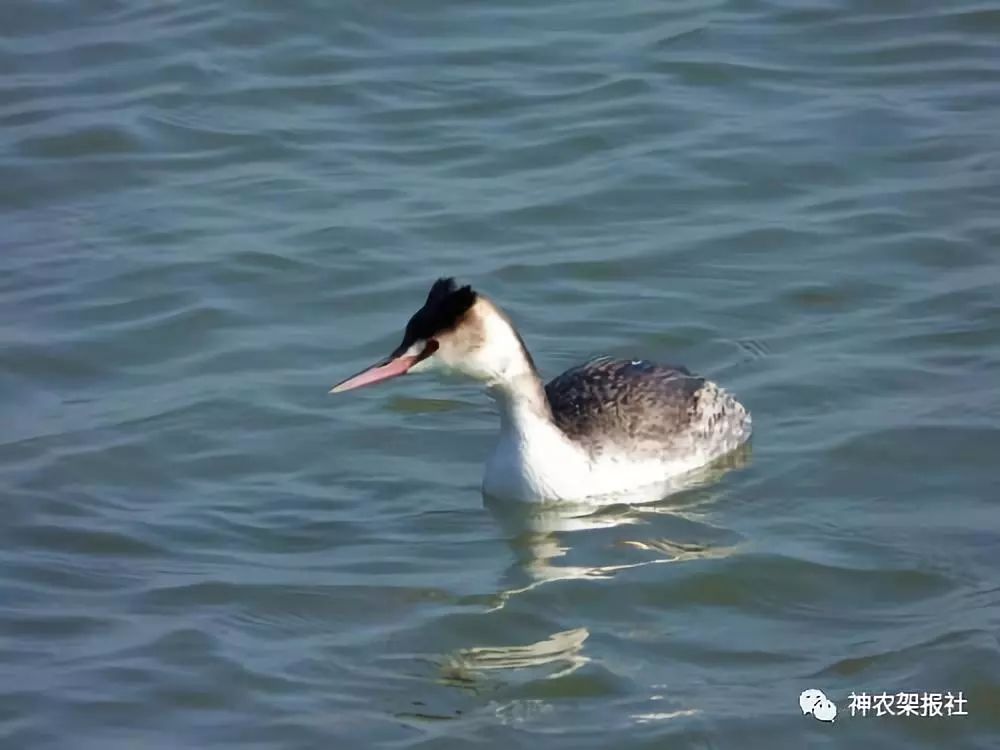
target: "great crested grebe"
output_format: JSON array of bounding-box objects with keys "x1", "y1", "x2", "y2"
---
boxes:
[{"x1": 331, "y1": 278, "x2": 751, "y2": 503}]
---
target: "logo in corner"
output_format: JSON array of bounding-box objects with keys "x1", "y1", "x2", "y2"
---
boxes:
[{"x1": 800, "y1": 689, "x2": 837, "y2": 723}]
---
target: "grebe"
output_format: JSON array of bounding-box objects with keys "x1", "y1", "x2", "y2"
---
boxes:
[{"x1": 331, "y1": 278, "x2": 751, "y2": 503}]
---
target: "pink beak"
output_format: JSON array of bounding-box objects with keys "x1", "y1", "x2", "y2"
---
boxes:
[{"x1": 329, "y1": 341, "x2": 438, "y2": 394}]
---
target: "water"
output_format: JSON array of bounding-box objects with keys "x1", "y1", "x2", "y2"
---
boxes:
[{"x1": 3, "y1": 0, "x2": 1000, "y2": 747}]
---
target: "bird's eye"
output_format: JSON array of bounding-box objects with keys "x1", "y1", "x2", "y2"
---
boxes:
[{"x1": 420, "y1": 339, "x2": 440, "y2": 359}]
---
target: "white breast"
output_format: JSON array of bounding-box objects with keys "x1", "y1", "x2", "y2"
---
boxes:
[
  {"x1": 481, "y1": 414, "x2": 730, "y2": 504},
  {"x1": 482, "y1": 409, "x2": 590, "y2": 502}
]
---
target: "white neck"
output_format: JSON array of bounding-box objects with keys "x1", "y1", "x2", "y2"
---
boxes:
[
  {"x1": 488, "y1": 371, "x2": 552, "y2": 436},
  {"x1": 480, "y1": 319, "x2": 592, "y2": 502},
  {"x1": 471, "y1": 299, "x2": 553, "y2": 432}
]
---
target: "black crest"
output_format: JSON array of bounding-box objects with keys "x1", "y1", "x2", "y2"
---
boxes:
[{"x1": 393, "y1": 278, "x2": 477, "y2": 354}]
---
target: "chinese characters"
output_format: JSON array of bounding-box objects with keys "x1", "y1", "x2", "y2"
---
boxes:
[{"x1": 847, "y1": 692, "x2": 967, "y2": 717}]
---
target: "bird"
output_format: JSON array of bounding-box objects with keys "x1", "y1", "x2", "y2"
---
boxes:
[{"x1": 330, "y1": 278, "x2": 751, "y2": 503}]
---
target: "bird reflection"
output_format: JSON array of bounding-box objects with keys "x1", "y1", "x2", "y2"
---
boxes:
[
  {"x1": 435, "y1": 446, "x2": 749, "y2": 692},
  {"x1": 440, "y1": 627, "x2": 591, "y2": 686},
  {"x1": 483, "y1": 443, "x2": 750, "y2": 605}
]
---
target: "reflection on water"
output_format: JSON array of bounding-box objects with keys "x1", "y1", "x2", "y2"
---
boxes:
[
  {"x1": 437, "y1": 445, "x2": 749, "y2": 715},
  {"x1": 630, "y1": 706, "x2": 701, "y2": 724},
  {"x1": 440, "y1": 628, "x2": 591, "y2": 686},
  {"x1": 483, "y1": 445, "x2": 751, "y2": 595},
  {"x1": 431, "y1": 453, "x2": 749, "y2": 720}
]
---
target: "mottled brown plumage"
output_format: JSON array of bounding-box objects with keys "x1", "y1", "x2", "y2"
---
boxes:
[{"x1": 545, "y1": 356, "x2": 748, "y2": 461}]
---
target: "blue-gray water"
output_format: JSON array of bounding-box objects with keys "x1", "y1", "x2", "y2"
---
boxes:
[{"x1": 3, "y1": 1, "x2": 1000, "y2": 747}]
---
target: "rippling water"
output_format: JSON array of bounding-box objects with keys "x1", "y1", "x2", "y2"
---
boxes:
[{"x1": 3, "y1": 0, "x2": 1000, "y2": 747}]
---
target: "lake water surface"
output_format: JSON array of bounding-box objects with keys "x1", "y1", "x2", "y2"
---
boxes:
[{"x1": 3, "y1": 1, "x2": 1000, "y2": 747}]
